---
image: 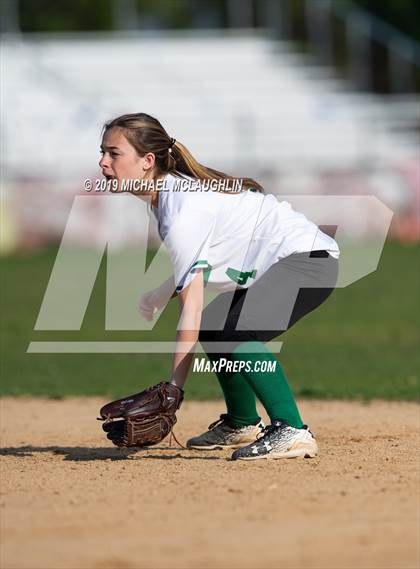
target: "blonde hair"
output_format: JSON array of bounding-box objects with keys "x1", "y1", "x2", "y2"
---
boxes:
[{"x1": 103, "y1": 113, "x2": 264, "y2": 193}]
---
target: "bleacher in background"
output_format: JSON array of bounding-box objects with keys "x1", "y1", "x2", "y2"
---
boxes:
[{"x1": 1, "y1": 32, "x2": 419, "y2": 251}]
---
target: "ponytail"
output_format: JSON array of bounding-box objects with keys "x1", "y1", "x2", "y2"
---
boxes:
[
  {"x1": 103, "y1": 113, "x2": 264, "y2": 193},
  {"x1": 169, "y1": 140, "x2": 264, "y2": 193}
]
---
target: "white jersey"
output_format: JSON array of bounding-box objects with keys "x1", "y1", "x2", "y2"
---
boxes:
[{"x1": 152, "y1": 173, "x2": 340, "y2": 294}]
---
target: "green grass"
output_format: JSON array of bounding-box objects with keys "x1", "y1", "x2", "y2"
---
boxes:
[{"x1": 1, "y1": 241, "x2": 419, "y2": 400}]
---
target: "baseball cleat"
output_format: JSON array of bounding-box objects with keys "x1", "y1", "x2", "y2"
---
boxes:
[
  {"x1": 186, "y1": 414, "x2": 265, "y2": 450},
  {"x1": 231, "y1": 421, "x2": 318, "y2": 460}
]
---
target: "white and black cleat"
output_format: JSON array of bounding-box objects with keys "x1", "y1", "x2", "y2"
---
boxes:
[
  {"x1": 231, "y1": 421, "x2": 318, "y2": 460},
  {"x1": 187, "y1": 414, "x2": 265, "y2": 450}
]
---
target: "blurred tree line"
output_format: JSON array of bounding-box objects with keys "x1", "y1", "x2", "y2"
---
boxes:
[
  {"x1": 353, "y1": 0, "x2": 419, "y2": 43},
  {"x1": 10, "y1": 0, "x2": 420, "y2": 42},
  {"x1": 15, "y1": 0, "x2": 226, "y2": 32}
]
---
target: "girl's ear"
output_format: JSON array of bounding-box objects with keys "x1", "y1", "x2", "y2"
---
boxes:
[{"x1": 143, "y1": 152, "x2": 156, "y2": 172}]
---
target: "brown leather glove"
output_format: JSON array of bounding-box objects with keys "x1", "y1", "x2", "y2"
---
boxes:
[{"x1": 98, "y1": 381, "x2": 184, "y2": 447}]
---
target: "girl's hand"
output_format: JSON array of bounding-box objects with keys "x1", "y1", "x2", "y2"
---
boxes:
[
  {"x1": 139, "y1": 277, "x2": 176, "y2": 321},
  {"x1": 139, "y1": 289, "x2": 166, "y2": 321}
]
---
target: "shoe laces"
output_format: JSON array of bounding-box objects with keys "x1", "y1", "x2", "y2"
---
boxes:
[
  {"x1": 208, "y1": 414, "x2": 229, "y2": 430},
  {"x1": 256, "y1": 420, "x2": 285, "y2": 440},
  {"x1": 256, "y1": 422, "x2": 310, "y2": 441}
]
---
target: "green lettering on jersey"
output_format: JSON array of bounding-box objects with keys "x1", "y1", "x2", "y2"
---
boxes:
[{"x1": 226, "y1": 267, "x2": 257, "y2": 286}]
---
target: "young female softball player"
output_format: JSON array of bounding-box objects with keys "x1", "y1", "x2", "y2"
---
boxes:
[{"x1": 99, "y1": 112, "x2": 340, "y2": 460}]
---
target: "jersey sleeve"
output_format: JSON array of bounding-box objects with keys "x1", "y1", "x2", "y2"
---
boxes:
[{"x1": 163, "y1": 208, "x2": 216, "y2": 294}]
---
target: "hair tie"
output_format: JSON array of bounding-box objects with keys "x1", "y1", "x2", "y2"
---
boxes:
[{"x1": 168, "y1": 138, "x2": 176, "y2": 153}]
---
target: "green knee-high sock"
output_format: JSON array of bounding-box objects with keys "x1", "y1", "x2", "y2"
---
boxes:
[
  {"x1": 232, "y1": 341, "x2": 304, "y2": 428},
  {"x1": 207, "y1": 352, "x2": 261, "y2": 427}
]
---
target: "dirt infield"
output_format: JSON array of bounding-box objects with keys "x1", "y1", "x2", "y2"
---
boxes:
[{"x1": 0, "y1": 398, "x2": 419, "y2": 569}]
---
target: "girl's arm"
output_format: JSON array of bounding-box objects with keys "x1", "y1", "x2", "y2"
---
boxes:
[{"x1": 169, "y1": 270, "x2": 204, "y2": 389}]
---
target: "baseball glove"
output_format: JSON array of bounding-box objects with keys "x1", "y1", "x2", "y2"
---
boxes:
[{"x1": 98, "y1": 381, "x2": 184, "y2": 447}]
